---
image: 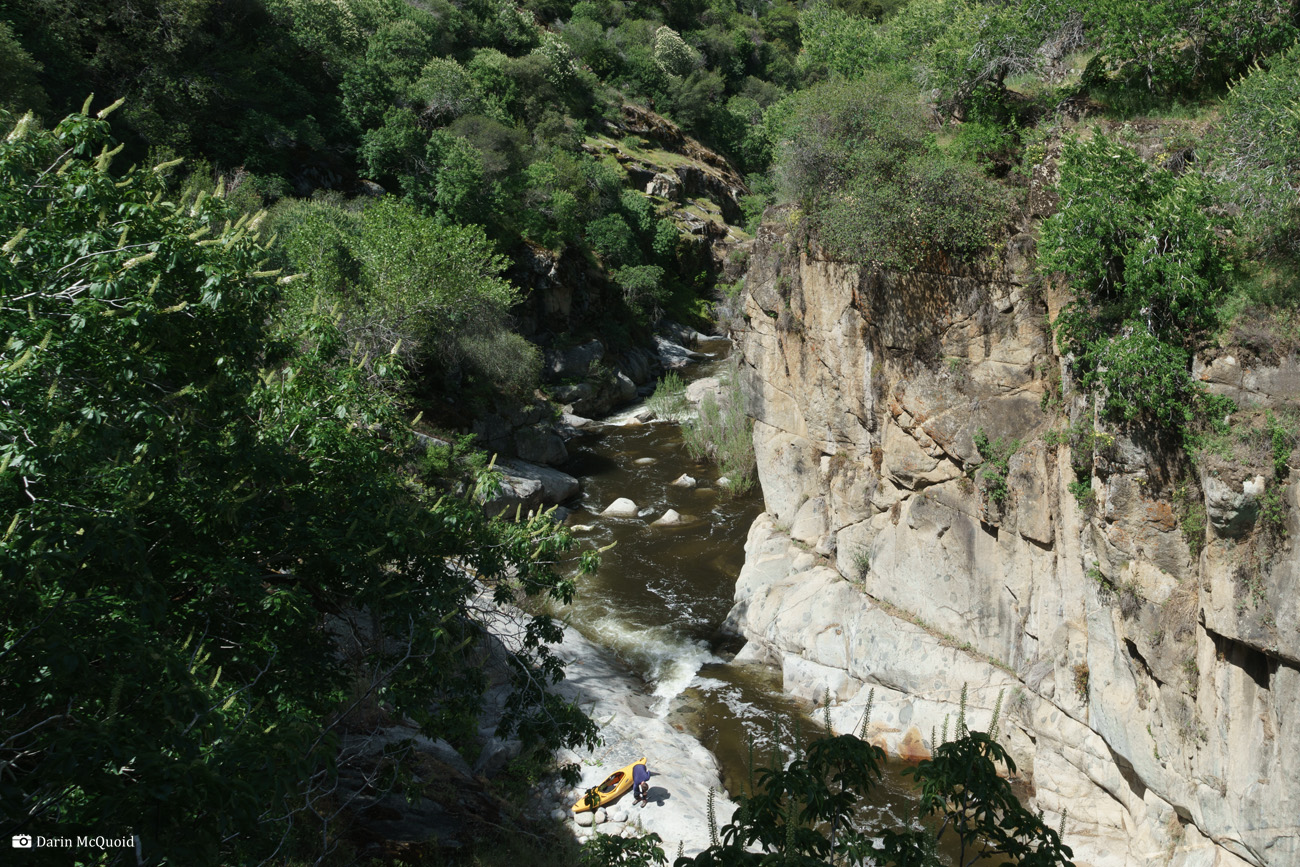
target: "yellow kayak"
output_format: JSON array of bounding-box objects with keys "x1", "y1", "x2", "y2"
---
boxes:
[{"x1": 572, "y1": 757, "x2": 646, "y2": 813}]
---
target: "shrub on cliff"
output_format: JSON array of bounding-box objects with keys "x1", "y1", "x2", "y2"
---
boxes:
[
  {"x1": 1040, "y1": 134, "x2": 1230, "y2": 427},
  {"x1": 775, "y1": 76, "x2": 1011, "y2": 270},
  {"x1": 1210, "y1": 42, "x2": 1300, "y2": 267}
]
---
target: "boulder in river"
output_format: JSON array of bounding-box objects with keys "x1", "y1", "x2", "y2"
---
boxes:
[
  {"x1": 500, "y1": 459, "x2": 580, "y2": 503},
  {"x1": 483, "y1": 460, "x2": 581, "y2": 517},
  {"x1": 652, "y1": 509, "x2": 683, "y2": 526},
  {"x1": 653, "y1": 335, "x2": 708, "y2": 370},
  {"x1": 601, "y1": 498, "x2": 639, "y2": 517},
  {"x1": 670, "y1": 474, "x2": 697, "y2": 488}
]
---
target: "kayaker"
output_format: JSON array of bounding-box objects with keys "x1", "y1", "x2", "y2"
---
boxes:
[{"x1": 632, "y1": 761, "x2": 651, "y2": 806}]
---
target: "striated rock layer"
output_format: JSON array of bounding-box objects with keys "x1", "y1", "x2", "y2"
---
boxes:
[{"x1": 726, "y1": 211, "x2": 1299, "y2": 867}]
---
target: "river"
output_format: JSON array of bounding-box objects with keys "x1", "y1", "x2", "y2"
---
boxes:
[{"x1": 556, "y1": 346, "x2": 947, "y2": 853}]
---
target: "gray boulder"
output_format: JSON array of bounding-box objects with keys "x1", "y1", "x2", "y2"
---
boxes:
[
  {"x1": 654, "y1": 335, "x2": 708, "y2": 370},
  {"x1": 1204, "y1": 474, "x2": 1266, "y2": 537},
  {"x1": 602, "y1": 498, "x2": 639, "y2": 517},
  {"x1": 652, "y1": 509, "x2": 683, "y2": 526},
  {"x1": 514, "y1": 424, "x2": 569, "y2": 466},
  {"x1": 545, "y1": 339, "x2": 605, "y2": 381},
  {"x1": 646, "y1": 172, "x2": 681, "y2": 201},
  {"x1": 500, "y1": 459, "x2": 580, "y2": 504}
]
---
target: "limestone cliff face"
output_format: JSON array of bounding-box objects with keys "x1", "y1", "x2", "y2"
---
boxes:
[{"x1": 727, "y1": 209, "x2": 1299, "y2": 867}]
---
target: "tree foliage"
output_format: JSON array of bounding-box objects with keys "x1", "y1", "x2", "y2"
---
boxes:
[
  {"x1": 0, "y1": 106, "x2": 595, "y2": 864},
  {"x1": 267, "y1": 194, "x2": 540, "y2": 392},
  {"x1": 1211, "y1": 41, "x2": 1300, "y2": 262},
  {"x1": 777, "y1": 76, "x2": 1010, "y2": 269},
  {"x1": 1080, "y1": 0, "x2": 1298, "y2": 98},
  {"x1": 1040, "y1": 134, "x2": 1230, "y2": 426}
]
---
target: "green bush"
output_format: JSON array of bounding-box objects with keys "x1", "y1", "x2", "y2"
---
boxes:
[
  {"x1": 266, "y1": 196, "x2": 528, "y2": 391},
  {"x1": 646, "y1": 371, "x2": 690, "y2": 421},
  {"x1": 777, "y1": 76, "x2": 1010, "y2": 270},
  {"x1": 973, "y1": 429, "x2": 1019, "y2": 506},
  {"x1": 683, "y1": 361, "x2": 756, "y2": 494},
  {"x1": 586, "y1": 213, "x2": 638, "y2": 266},
  {"x1": 1211, "y1": 42, "x2": 1300, "y2": 265},
  {"x1": 612, "y1": 264, "x2": 668, "y2": 319},
  {"x1": 1040, "y1": 134, "x2": 1230, "y2": 427},
  {"x1": 1081, "y1": 0, "x2": 1297, "y2": 100}
]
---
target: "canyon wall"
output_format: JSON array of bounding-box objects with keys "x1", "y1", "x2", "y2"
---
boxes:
[{"x1": 726, "y1": 209, "x2": 1299, "y2": 866}]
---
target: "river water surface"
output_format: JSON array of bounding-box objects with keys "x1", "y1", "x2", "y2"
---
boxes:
[{"x1": 556, "y1": 347, "x2": 953, "y2": 854}]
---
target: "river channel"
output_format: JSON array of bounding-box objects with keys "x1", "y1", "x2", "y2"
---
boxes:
[{"x1": 557, "y1": 344, "x2": 951, "y2": 854}]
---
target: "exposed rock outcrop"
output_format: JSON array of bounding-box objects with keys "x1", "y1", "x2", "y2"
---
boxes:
[{"x1": 728, "y1": 212, "x2": 1299, "y2": 867}]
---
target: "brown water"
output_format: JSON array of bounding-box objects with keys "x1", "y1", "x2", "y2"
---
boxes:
[{"x1": 559, "y1": 348, "x2": 954, "y2": 857}]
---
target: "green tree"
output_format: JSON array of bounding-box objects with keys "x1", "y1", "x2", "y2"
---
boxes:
[
  {"x1": 1081, "y1": 0, "x2": 1297, "y2": 99},
  {"x1": 654, "y1": 25, "x2": 702, "y2": 77},
  {"x1": 1040, "y1": 134, "x2": 1230, "y2": 426},
  {"x1": 268, "y1": 195, "x2": 537, "y2": 392},
  {"x1": 1211, "y1": 42, "x2": 1300, "y2": 264},
  {"x1": 0, "y1": 20, "x2": 47, "y2": 114},
  {"x1": 0, "y1": 105, "x2": 594, "y2": 864},
  {"x1": 776, "y1": 76, "x2": 1010, "y2": 270}
]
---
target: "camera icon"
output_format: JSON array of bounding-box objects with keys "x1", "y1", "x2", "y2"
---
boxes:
[{"x1": 12, "y1": 834, "x2": 33, "y2": 848}]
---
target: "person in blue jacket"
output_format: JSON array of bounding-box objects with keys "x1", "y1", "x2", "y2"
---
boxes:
[{"x1": 631, "y1": 761, "x2": 651, "y2": 806}]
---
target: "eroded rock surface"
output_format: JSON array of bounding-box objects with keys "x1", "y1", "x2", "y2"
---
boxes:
[{"x1": 728, "y1": 214, "x2": 1299, "y2": 867}]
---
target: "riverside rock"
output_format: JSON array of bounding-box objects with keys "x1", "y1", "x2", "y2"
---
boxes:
[
  {"x1": 728, "y1": 211, "x2": 1300, "y2": 867},
  {"x1": 601, "y1": 498, "x2": 639, "y2": 517},
  {"x1": 486, "y1": 460, "x2": 580, "y2": 515},
  {"x1": 652, "y1": 509, "x2": 683, "y2": 526},
  {"x1": 670, "y1": 474, "x2": 697, "y2": 488},
  {"x1": 684, "y1": 376, "x2": 723, "y2": 407}
]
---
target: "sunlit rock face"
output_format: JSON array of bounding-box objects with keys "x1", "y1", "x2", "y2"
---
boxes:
[{"x1": 728, "y1": 209, "x2": 1299, "y2": 867}]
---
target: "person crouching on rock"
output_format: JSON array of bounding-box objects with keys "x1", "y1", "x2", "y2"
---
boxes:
[{"x1": 632, "y1": 761, "x2": 651, "y2": 806}]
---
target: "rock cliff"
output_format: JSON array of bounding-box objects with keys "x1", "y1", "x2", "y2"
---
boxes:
[{"x1": 726, "y1": 209, "x2": 1299, "y2": 866}]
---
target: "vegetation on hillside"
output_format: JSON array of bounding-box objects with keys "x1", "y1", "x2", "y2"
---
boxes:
[
  {"x1": 0, "y1": 104, "x2": 596, "y2": 865},
  {"x1": 3, "y1": 0, "x2": 1300, "y2": 862},
  {"x1": 789, "y1": 0, "x2": 1300, "y2": 435}
]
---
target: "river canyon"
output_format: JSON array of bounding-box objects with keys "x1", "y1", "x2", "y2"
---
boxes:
[
  {"x1": 715, "y1": 209, "x2": 1299, "y2": 867},
  {"x1": 519, "y1": 202, "x2": 1299, "y2": 865}
]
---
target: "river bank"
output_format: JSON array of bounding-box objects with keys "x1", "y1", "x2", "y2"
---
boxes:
[{"x1": 539, "y1": 624, "x2": 737, "y2": 858}]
